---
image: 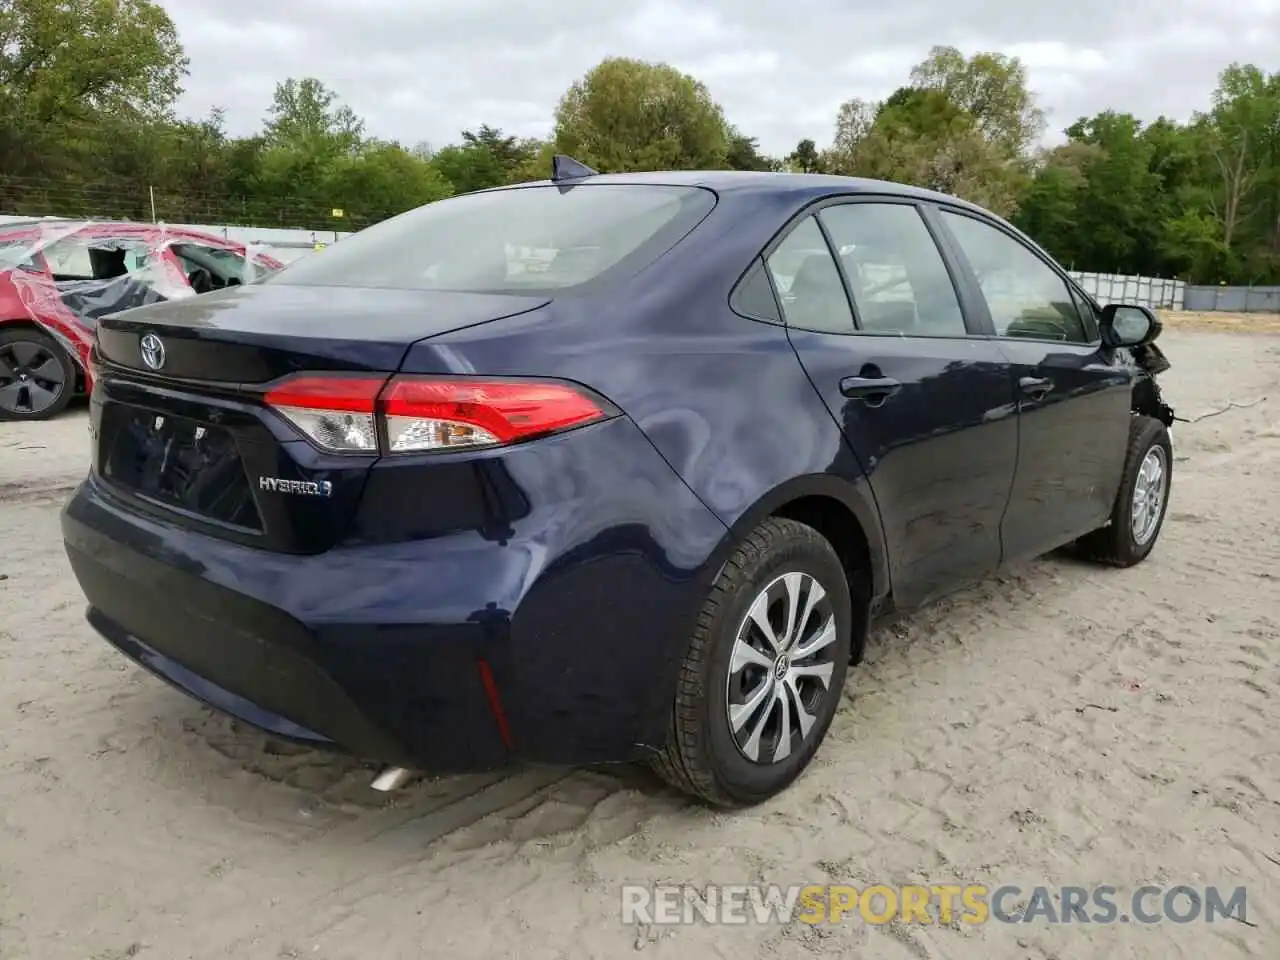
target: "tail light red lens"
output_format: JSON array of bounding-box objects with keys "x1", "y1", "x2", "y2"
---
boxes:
[
  {"x1": 264, "y1": 374, "x2": 612, "y2": 455},
  {"x1": 264, "y1": 375, "x2": 383, "y2": 453},
  {"x1": 381, "y1": 378, "x2": 609, "y2": 452}
]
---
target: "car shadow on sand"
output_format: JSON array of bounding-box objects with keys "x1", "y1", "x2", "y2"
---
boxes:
[{"x1": 116, "y1": 546, "x2": 1107, "y2": 863}]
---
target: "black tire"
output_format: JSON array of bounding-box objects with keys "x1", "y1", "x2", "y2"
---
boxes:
[
  {"x1": 652, "y1": 517, "x2": 854, "y2": 807},
  {"x1": 0, "y1": 326, "x2": 77, "y2": 421},
  {"x1": 1076, "y1": 415, "x2": 1172, "y2": 567}
]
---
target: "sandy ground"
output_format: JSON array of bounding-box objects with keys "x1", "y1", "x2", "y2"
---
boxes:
[
  {"x1": 1, "y1": 322, "x2": 1278, "y2": 960},
  {"x1": 1161, "y1": 310, "x2": 1280, "y2": 335}
]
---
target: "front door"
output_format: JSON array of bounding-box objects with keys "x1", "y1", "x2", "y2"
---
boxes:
[
  {"x1": 765, "y1": 200, "x2": 1019, "y2": 608},
  {"x1": 935, "y1": 208, "x2": 1134, "y2": 562}
]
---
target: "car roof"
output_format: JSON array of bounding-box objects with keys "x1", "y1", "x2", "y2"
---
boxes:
[
  {"x1": 0, "y1": 219, "x2": 284, "y2": 266},
  {"x1": 502, "y1": 169, "x2": 994, "y2": 216},
  {"x1": 0, "y1": 217, "x2": 76, "y2": 234},
  {"x1": 0, "y1": 219, "x2": 232, "y2": 243}
]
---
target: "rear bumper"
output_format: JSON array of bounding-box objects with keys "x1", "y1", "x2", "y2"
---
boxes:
[
  {"x1": 64, "y1": 478, "x2": 510, "y2": 770},
  {"x1": 61, "y1": 416, "x2": 728, "y2": 771}
]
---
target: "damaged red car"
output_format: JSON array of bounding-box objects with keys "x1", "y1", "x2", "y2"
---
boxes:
[{"x1": 0, "y1": 219, "x2": 284, "y2": 420}]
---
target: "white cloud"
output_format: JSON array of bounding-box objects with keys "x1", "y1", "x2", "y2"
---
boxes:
[{"x1": 162, "y1": 0, "x2": 1280, "y2": 155}]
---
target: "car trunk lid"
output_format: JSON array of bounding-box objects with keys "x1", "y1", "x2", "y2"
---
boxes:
[
  {"x1": 89, "y1": 284, "x2": 551, "y2": 554},
  {"x1": 96, "y1": 283, "x2": 549, "y2": 382}
]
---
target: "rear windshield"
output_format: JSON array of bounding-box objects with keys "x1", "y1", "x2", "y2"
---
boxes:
[{"x1": 269, "y1": 183, "x2": 716, "y2": 294}]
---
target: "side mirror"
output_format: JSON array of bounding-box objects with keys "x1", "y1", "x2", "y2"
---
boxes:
[{"x1": 1100, "y1": 303, "x2": 1161, "y2": 348}]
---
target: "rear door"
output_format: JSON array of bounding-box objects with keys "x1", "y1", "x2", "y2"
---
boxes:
[
  {"x1": 768, "y1": 199, "x2": 1019, "y2": 608},
  {"x1": 933, "y1": 208, "x2": 1134, "y2": 562}
]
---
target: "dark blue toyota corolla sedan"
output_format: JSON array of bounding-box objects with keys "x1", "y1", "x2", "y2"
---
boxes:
[{"x1": 61, "y1": 162, "x2": 1176, "y2": 806}]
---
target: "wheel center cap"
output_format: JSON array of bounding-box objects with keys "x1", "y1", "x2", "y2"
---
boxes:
[
  {"x1": 773, "y1": 655, "x2": 789, "y2": 680},
  {"x1": 18, "y1": 372, "x2": 28, "y2": 381}
]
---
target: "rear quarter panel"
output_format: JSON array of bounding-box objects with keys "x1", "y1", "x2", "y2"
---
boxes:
[
  {"x1": 394, "y1": 187, "x2": 890, "y2": 753},
  {"x1": 399, "y1": 186, "x2": 890, "y2": 595}
]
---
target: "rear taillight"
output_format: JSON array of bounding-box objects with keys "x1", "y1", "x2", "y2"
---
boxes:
[
  {"x1": 263, "y1": 375, "x2": 383, "y2": 453},
  {"x1": 381, "y1": 378, "x2": 609, "y2": 452},
  {"x1": 264, "y1": 374, "x2": 612, "y2": 455}
]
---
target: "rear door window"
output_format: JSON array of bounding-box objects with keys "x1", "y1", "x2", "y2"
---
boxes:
[
  {"x1": 730, "y1": 258, "x2": 782, "y2": 323},
  {"x1": 269, "y1": 184, "x2": 716, "y2": 295},
  {"x1": 818, "y1": 203, "x2": 967, "y2": 336},
  {"x1": 764, "y1": 217, "x2": 854, "y2": 334}
]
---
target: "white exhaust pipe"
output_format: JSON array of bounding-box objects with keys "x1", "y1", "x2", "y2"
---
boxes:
[{"x1": 370, "y1": 766, "x2": 414, "y2": 792}]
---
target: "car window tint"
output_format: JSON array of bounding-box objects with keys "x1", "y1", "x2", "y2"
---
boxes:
[
  {"x1": 764, "y1": 217, "x2": 853, "y2": 334},
  {"x1": 269, "y1": 184, "x2": 716, "y2": 295},
  {"x1": 941, "y1": 212, "x2": 1089, "y2": 343},
  {"x1": 819, "y1": 203, "x2": 965, "y2": 336},
  {"x1": 1069, "y1": 286, "x2": 1100, "y2": 340},
  {"x1": 730, "y1": 257, "x2": 782, "y2": 323}
]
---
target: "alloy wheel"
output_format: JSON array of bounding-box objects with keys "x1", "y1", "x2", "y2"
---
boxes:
[
  {"x1": 0, "y1": 337, "x2": 68, "y2": 416},
  {"x1": 725, "y1": 571, "x2": 839, "y2": 764},
  {"x1": 1131, "y1": 444, "x2": 1168, "y2": 546}
]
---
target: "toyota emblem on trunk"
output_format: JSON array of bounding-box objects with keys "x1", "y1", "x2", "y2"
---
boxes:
[{"x1": 140, "y1": 333, "x2": 165, "y2": 371}]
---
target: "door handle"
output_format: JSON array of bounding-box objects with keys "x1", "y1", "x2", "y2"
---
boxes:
[
  {"x1": 840, "y1": 376, "x2": 902, "y2": 407},
  {"x1": 1019, "y1": 376, "x2": 1054, "y2": 399}
]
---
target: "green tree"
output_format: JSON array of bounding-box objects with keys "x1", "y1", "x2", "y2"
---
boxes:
[
  {"x1": 262, "y1": 77, "x2": 364, "y2": 154},
  {"x1": 429, "y1": 125, "x2": 544, "y2": 193},
  {"x1": 430, "y1": 141, "x2": 507, "y2": 194},
  {"x1": 0, "y1": 0, "x2": 188, "y2": 179},
  {"x1": 324, "y1": 142, "x2": 452, "y2": 223},
  {"x1": 1158, "y1": 209, "x2": 1229, "y2": 282},
  {"x1": 1011, "y1": 66, "x2": 1280, "y2": 284},
  {"x1": 0, "y1": 0, "x2": 187, "y2": 123},
  {"x1": 1141, "y1": 118, "x2": 1224, "y2": 280},
  {"x1": 786, "y1": 138, "x2": 825, "y2": 173},
  {"x1": 1200, "y1": 64, "x2": 1280, "y2": 266},
  {"x1": 511, "y1": 138, "x2": 558, "y2": 182},
  {"x1": 1011, "y1": 141, "x2": 1101, "y2": 267},
  {"x1": 725, "y1": 127, "x2": 774, "y2": 171},
  {"x1": 249, "y1": 78, "x2": 369, "y2": 225},
  {"x1": 909, "y1": 45, "x2": 1046, "y2": 158},
  {"x1": 553, "y1": 57, "x2": 730, "y2": 171},
  {"x1": 851, "y1": 113, "x2": 1024, "y2": 215},
  {"x1": 4, "y1": 10, "x2": 1277, "y2": 281},
  {"x1": 1060, "y1": 112, "x2": 1164, "y2": 273},
  {"x1": 461, "y1": 125, "x2": 543, "y2": 179},
  {"x1": 824, "y1": 74, "x2": 1030, "y2": 216},
  {"x1": 823, "y1": 98, "x2": 876, "y2": 171}
]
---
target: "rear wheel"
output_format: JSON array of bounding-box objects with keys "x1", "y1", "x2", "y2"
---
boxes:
[
  {"x1": 0, "y1": 327, "x2": 76, "y2": 421},
  {"x1": 1076, "y1": 415, "x2": 1172, "y2": 566},
  {"x1": 653, "y1": 517, "x2": 853, "y2": 807}
]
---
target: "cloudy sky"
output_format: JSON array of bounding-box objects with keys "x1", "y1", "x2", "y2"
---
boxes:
[{"x1": 163, "y1": 0, "x2": 1279, "y2": 155}]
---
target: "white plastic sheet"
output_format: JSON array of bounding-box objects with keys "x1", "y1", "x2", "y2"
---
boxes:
[{"x1": 0, "y1": 220, "x2": 283, "y2": 383}]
